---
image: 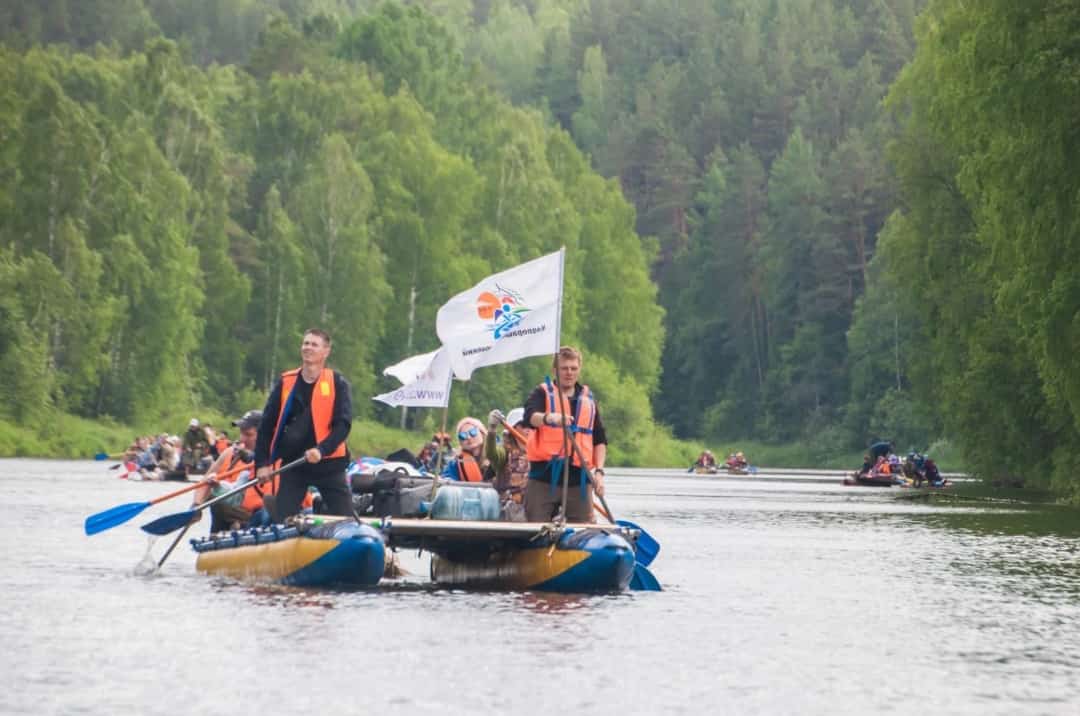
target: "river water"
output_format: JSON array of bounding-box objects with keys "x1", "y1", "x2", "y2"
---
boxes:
[{"x1": 3, "y1": 459, "x2": 1079, "y2": 715}]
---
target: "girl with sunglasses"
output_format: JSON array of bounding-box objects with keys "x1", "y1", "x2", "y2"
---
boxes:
[{"x1": 440, "y1": 417, "x2": 494, "y2": 483}]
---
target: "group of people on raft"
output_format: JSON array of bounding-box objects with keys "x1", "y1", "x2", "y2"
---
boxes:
[
  {"x1": 182, "y1": 333, "x2": 609, "y2": 534},
  {"x1": 856, "y1": 440, "x2": 944, "y2": 487},
  {"x1": 689, "y1": 450, "x2": 749, "y2": 474},
  {"x1": 118, "y1": 419, "x2": 231, "y2": 481}
]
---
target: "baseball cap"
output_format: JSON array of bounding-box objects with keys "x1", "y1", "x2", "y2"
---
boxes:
[
  {"x1": 231, "y1": 410, "x2": 263, "y2": 430},
  {"x1": 505, "y1": 407, "x2": 525, "y2": 427},
  {"x1": 188, "y1": 418, "x2": 200, "y2": 428}
]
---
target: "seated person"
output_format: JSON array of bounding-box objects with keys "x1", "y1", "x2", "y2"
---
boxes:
[
  {"x1": 924, "y1": 457, "x2": 943, "y2": 486},
  {"x1": 416, "y1": 443, "x2": 438, "y2": 473},
  {"x1": 442, "y1": 417, "x2": 494, "y2": 482},
  {"x1": 690, "y1": 451, "x2": 715, "y2": 471},
  {"x1": 858, "y1": 454, "x2": 873, "y2": 477},
  {"x1": 872, "y1": 455, "x2": 891, "y2": 476},
  {"x1": 432, "y1": 432, "x2": 455, "y2": 469}
]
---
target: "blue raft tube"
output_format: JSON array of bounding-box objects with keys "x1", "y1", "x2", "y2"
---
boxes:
[{"x1": 192, "y1": 520, "x2": 385, "y2": 587}]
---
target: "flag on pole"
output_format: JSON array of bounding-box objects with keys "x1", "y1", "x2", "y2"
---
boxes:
[
  {"x1": 372, "y1": 347, "x2": 453, "y2": 408},
  {"x1": 436, "y1": 248, "x2": 564, "y2": 380}
]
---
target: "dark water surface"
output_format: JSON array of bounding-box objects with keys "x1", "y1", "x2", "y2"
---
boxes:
[{"x1": 3, "y1": 459, "x2": 1079, "y2": 715}]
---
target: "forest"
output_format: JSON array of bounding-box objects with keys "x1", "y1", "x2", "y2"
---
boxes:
[{"x1": 1, "y1": 1, "x2": 1077, "y2": 498}]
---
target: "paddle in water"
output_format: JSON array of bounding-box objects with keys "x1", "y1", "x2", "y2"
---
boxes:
[
  {"x1": 552, "y1": 420, "x2": 662, "y2": 591},
  {"x1": 139, "y1": 457, "x2": 306, "y2": 536}
]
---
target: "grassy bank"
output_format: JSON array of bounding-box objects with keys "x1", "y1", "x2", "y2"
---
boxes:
[{"x1": 0, "y1": 412, "x2": 964, "y2": 473}]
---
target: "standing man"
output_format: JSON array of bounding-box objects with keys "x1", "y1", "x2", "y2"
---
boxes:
[
  {"x1": 523, "y1": 346, "x2": 607, "y2": 523},
  {"x1": 254, "y1": 328, "x2": 354, "y2": 521}
]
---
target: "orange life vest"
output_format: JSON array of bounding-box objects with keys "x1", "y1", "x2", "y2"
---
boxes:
[
  {"x1": 270, "y1": 367, "x2": 347, "y2": 459},
  {"x1": 218, "y1": 449, "x2": 313, "y2": 513},
  {"x1": 456, "y1": 453, "x2": 484, "y2": 482},
  {"x1": 526, "y1": 378, "x2": 596, "y2": 468},
  {"x1": 213, "y1": 446, "x2": 264, "y2": 513}
]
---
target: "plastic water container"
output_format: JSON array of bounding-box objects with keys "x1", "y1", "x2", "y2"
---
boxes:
[{"x1": 430, "y1": 484, "x2": 500, "y2": 521}]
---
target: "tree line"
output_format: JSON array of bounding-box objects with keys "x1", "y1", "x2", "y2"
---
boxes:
[
  {"x1": 4, "y1": 1, "x2": 1077, "y2": 496},
  {"x1": 0, "y1": 1, "x2": 663, "y2": 462}
]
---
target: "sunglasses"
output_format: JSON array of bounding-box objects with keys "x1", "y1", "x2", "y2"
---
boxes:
[{"x1": 458, "y1": 426, "x2": 480, "y2": 441}]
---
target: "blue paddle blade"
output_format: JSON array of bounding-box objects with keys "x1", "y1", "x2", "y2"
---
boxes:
[
  {"x1": 94, "y1": 453, "x2": 108, "y2": 461},
  {"x1": 84, "y1": 501, "x2": 152, "y2": 536},
  {"x1": 617, "y1": 519, "x2": 660, "y2": 567},
  {"x1": 141, "y1": 509, "x2": 198, "y2": 536},
  {"x1": 629, "y1": 564, "x2": 662, "y2": 591}
]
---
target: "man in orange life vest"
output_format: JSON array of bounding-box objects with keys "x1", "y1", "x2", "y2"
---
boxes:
[
  {"x1": 190, "y1": 409, "x2": 272, "y2": 532},
  {"x1": 523, "y1": 345, "x2": 607, "y2": 522},
  {"x1": 254, "y1": 328, "x2": 354, "y2": 521}
]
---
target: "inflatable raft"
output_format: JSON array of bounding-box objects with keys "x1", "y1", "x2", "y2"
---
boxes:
[
  {"x1": 192, "y1": 520, "x2": 385, "y2": 587},
  {"x1": 368, "y1": 517, "x2": 638, "y2": 593}
]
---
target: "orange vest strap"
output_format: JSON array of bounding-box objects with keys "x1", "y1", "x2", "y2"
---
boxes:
[{"x1": 457, "y1": 454, "x2": 484, "y2": 482}]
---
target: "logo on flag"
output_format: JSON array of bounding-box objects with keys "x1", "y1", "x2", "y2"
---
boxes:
[{"x1": 477, "y1": 285, "x2": 530, "y2": 340}]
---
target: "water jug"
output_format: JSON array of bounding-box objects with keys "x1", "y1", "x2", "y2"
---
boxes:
[{"x1": 430, "y1": 484, "x2": 500, "y2": 521}]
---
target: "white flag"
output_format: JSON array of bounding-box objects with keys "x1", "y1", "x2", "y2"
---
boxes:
[
  {"x1": 372, "y1": 347, "x2": 452, "y2": 408},
  {"x1": 437, "y1": 248, "x2": 564, "y2": 379}
]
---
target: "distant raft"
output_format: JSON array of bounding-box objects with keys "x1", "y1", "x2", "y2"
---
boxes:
[{"x1": 192, "y1": 520, "x2": 385, "y2": 587}]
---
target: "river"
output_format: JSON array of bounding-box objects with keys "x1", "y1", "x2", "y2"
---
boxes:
[{"x1": 3, "y1": 458, "x2": 1079, "y2": 715}]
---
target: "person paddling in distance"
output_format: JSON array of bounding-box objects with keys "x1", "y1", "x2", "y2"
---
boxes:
[
  {"x1": 253, "y1": 328, "x2": 354, "y2": 522},
  {"x1": 523, "y1": 346, "x2": 607, "y2": 523}
]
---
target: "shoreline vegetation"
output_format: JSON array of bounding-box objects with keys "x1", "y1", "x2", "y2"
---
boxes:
[{"x1": 0, "y1": 412, "x2": 963, "y2": 474}]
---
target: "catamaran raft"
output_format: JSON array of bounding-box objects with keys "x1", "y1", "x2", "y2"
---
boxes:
[{"x1": 186, "y1": 482, "x2": 660, "y2": 593}]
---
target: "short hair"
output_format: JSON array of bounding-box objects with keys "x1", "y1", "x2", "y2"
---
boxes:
[
  {"x1": 303, "y1": 328, "x2": 332, "y2": 346},
  {"x1": 551, "y1": 345, "x2": 582, "y2": 372}
]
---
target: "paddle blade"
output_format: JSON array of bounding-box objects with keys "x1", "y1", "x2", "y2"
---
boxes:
[
  {"x1": 94, "y1": 453, "x2": 108, "y2": 461},
  {"x1": 617, "y1": 519, "x2": 660, "y2": 567},
  {"x1": 629, "y1": 564, "x2": 662, "y2": 591},
  {"x1": 140, "y1": 509, "x2": 197, "y2": 536},
  {"x1": 84, "y1": 501, "x2": 151, "y2": 536}
]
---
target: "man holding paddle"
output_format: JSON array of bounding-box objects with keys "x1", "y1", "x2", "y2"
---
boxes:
[
  {"x1": 254, "y1": 328, "x2": 354, "y2": 522},
  {"x1": 189, "y1": 409, "x2": 273, "y2": 532},
  {"x1": 522, "y1": 345, "x2": 607, "y2": 523}
]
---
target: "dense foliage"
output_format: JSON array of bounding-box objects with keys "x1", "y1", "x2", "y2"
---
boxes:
[
  {"x1": 4, "y1": 1, "x2": 1076, "y2": 495},
  {"x1": 0, "y1": 1, "x2": 663, "y2": 463},
  {"x1": 882, "y1": 0, "x2": 1080, "y2": 497}
]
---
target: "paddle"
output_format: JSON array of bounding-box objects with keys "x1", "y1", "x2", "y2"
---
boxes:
[
  {"x1": 156, "y1": 524, "x2": 191, "y2": 569},
  {"x1": 139, "y1": 457, "x2": 305, "y2": 536},
  {"x1": 83, "y1": 460, "x2": 253, "y2": 536},
  {"x1": 550, "y1": 417, "x2": 661, "y2": 591}
]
